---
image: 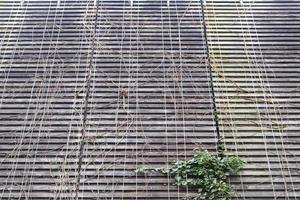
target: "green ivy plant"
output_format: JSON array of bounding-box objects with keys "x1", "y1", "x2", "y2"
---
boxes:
[
  {"x1": 135, "y1": 150, "x2": 245, "y2": 200},
  {"x1": 134, "y1": 166, "x2": 149, "y2": 174},
  {"x1": 160, "y1": 151, "x2": 245, "y2": 200}
]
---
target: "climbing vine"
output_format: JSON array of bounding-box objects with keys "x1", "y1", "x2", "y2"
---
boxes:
[
  {"x1": 161, "y1": 151, "x2": 245, "y2": 200},
  {"x1": 135, "y1": 150, "x2": 245, "y2": 200}
]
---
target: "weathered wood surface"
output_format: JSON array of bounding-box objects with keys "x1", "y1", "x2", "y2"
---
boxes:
[
  {"x1": 0, "y1": 0, "x2": 217, "y2": 199},
  {"x1": 0, "y1": 0, "x2": 299, "y2": 199},
  {"x1": 205, "y1": 0, "x2": 300, "y2": 199}
]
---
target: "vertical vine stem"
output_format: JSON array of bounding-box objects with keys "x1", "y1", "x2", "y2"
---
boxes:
[
  {"x1": 199, "y1": 0, "x2": 223, "y2": 157},
  {"x1": 75, "y1": 1, "x2": 100, "y2": 199}
]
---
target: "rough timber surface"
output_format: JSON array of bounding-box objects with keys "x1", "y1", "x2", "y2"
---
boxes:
[
  {"x1": 0, "y1": 0, "x2": 299, "y2": 200},
  {"x1": 0, "y1": 0, "x2": 217, "y2": 199},
  {"x1": 204, "y1": 0, "x2": 300, "y2": 199}
]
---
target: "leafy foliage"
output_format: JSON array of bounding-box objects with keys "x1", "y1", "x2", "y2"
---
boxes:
[
  {"x1": 160, "y1": 151, "x2": 245, "y2": 200},
  {"x1": 134, "y1": 167, "x2": 148, "y2": 174}
]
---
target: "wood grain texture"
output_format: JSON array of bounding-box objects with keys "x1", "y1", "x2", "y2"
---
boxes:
[
  {"x1": 0, "y1": 0, "x2": 217, "y2": 199},
  {"x1": 205, "y1": 0, "x2": 300, "y2": 199},
  {"x1": 0, "y1": 0, "x2": 299, "y2": 199}
]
